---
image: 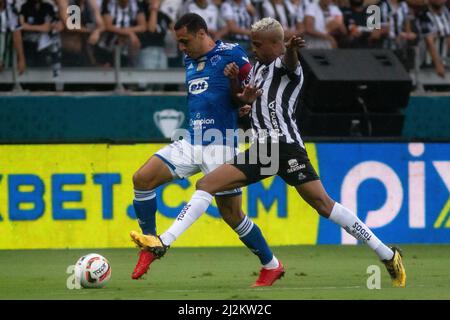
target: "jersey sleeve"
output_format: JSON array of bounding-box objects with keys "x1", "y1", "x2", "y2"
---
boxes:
[
  {"x1": 230, "y1": 45, "x2": 252, "y2": 82},
  {"x1": 276, "y1": 57, "x2": 302, "y2": 78},
  {"x1": 304, "y1": 3, "x2": 316, "y2": 18},
  {"x1": 7, "y1": 0, "x2": 21, "y2": 31},
  {"x1": 101, "y1": 0, "x2": 111, "y2": 15},
  {"x1": 418, "y1": 11, "x2": 436, "y2": 37},
  {"x1": 330, "y1": 5, "x2": 343, "y2": 17},
  {"x1": 220, "y1": 2, "x2": 234, "y2": 21},
  {"x1": 137, "y1": 1, "x2": 146, "y2": 15}
]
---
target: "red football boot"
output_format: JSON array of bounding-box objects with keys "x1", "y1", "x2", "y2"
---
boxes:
[
  {"x1": 251, "y1": 261, "x2": 285, "y2": 287},
  {"x1": 131, "y1": 250, "x2": 157, "y2": 279}
]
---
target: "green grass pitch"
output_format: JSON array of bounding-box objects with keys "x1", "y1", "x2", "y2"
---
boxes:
[{"x1": 0, "y1": 245, "x2": 449, "y2": 300}]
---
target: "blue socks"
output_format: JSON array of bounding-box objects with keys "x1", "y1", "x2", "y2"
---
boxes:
[
  {"x1": 235, "y1": 216, "x2": 274, "y2": 265},
  {"x1": 133, "y1": 189, "x2": 157, "y2": 235}
]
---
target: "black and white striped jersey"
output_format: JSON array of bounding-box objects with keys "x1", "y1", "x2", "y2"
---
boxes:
[
  {"x1": 101, "y1": 0, "x2": 144, "y2": 28},
  {"x1": 0, "y1": 0, "x2": 20, "y2": 33},
  {"x1": 425, "y1": 6, "x2": 450, "y2": 66},
  {"x1": 380, "y1": 0, "x2": 409, "y2": 49},
  {"x1": 221, "y1": 0, "x2": 253, "y2": 41},
  {"x1": 245, "y1": 56, "x2": 305, "y2": 148}
]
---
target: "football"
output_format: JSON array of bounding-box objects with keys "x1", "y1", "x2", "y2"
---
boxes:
[{"x1": 75, "y1": 254, "x2": 112, "y2": 289}]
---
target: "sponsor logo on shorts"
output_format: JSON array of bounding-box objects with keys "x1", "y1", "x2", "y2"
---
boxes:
[{"x1": 287, "y1": 159, "x2": 306, "y2": 173}]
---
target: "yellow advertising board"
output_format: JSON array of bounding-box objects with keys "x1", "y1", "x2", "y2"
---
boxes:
[{"x1": 0, "y1": 144, "x2": 320, "y2": 249}]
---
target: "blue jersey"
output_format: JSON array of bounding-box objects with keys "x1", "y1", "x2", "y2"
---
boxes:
[{"x1": 185, "y1": 41, "x2": 251, "y2": 145}]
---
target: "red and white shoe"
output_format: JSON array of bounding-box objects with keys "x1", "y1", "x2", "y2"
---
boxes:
[
  {"x1": 131, "y1": 250, "x2": 157, "y2": 280},
  {"x1": 251, "y1": 261, "x2": 285, "y2": 287}
]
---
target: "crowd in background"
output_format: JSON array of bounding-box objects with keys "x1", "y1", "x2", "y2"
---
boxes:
[{"x1": 0, "y1": 0, "x2": 449, "y2": 78}]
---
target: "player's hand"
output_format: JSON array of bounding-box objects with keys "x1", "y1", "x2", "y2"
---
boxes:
[
  {"x1": 400, "y1": 32, "x2": 416, "y2": 41},
  {"x1": 327, "y1": 35, "x2": 338, "y2": 49},
  {"x1": 237, "y1": 84, "x2": 262, "y2": 104},
  {"x1": 285, "y1": 35, "x2": 306, "y2": 51},
  {"x1": 150, "y1": 0, "x2": 161, "y2": 11},
  {"x1": 224, "y1": 62, "x2": 239, "y2": 80},
  {"x1": 239, "y1": 105, "x2": 251, "y2": 117},
  {"x1": 17, "y1": 58, "x2": 26, "y2": 75},
  {"x1": 88, "y1": 29, "x2": 101, "y2": 45},
  {"x1": 435, "y1": 63, "x2": 446, "y2": 78},
  {"x1": 129, "y1": 32, "x2": 141, "y2": 50},
  {"x1": 53, "y1": 21, "x2": 65, "y2": 32}
]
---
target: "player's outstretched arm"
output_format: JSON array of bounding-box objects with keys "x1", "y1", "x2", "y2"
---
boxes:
[{"x1": 283, "y1": 35, "x2": 306, "y2": 72}]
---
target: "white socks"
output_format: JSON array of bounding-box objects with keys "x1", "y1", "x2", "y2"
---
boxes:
[
  {"x1": 329, "y1": 202, "x2": 394, "y2": 261},
  {"x1": 159, "y1": 190, "x2": 213, "y2": 246},
  {"x1": 263, "y1": 256, "x2": 280, "y2": 269}
]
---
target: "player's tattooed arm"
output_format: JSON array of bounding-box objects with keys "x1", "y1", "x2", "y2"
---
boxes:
[{"x1": 283, "y1": 35, "x2": 306, "y2": 73}]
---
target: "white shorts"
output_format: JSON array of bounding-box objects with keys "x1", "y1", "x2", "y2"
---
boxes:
[{"x1": 155, "y1": 139, "x2": 241, "y2": 196}]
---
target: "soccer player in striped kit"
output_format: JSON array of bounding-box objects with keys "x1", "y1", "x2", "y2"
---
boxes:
[{"x1": 132, "y1": 17, "x2": 407, "y2": 288}]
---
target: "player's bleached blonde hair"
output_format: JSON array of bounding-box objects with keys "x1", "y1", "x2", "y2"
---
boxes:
[{"x1": 251, "y1": 17, "x2": 284, "y2": 41}]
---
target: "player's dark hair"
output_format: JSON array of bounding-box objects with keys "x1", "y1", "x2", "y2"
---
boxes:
[{"x1": 174, "y1": 13, "x2": 208, "y2": 34}]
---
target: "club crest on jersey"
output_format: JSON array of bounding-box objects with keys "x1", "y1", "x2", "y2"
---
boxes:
[
  {"x1": 261, "y1": 67, "x2": 269, "y2": 79},
  {"x1": 188, "y1": 77, "x2": 209, "y2": 95},
  {"x1": 197, "y1": 62, "x2": 206, "y2": 71},
  {"x1": 210, "y1": 55, "x2": 221, "y2": 66}
]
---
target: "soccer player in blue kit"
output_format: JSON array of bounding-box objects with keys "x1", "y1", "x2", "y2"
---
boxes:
[{"x1": 130, "y1": 13, "x2": 285, "y2": 287}]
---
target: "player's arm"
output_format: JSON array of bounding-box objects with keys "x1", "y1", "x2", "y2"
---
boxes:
[
  {"x1": 283, "y1": 35, "x2": 306, "y2": 73},
  {"x1": 224, "y1": 60, "x2": 252, "y2": 107},
  {"x1": 104, "y1": 13, "x2": 146, "y2": 36},
  {"x1": 425, "y1": 33, "x2": 446, "y2": 78},
  {"x1": 224, "y1": 62, "x2": 244, "y2": 107},
  {"x1": 12, "y1": 30, "x2": 26, "y2": 75}
]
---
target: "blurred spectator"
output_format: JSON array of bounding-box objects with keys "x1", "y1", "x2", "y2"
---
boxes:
[
  {"x1": 422, "y1": 0, "x2": 450, "y2": 77},
  {"x1": 340, "y1": 0, "x2": 383, "y2": 47},
  {"x1": 334, "y1": 0, "x2": 348, "y2": 6},
  {"x1": 181, "y1": 0, "x2": 227, "y2": 40},
  {"x1": 379, "y1": 0, "x2": 416, "y2": 68},
  {"x1": 19, "y1": 0, "x2": 57, "y2": 67},
  {"x1": 285, "y1": 0, "x2": 314, "y2": 36},
  {"x1": 262, "y1": 0, "x2": 296, "y2": 37},
  {"x1": 0, "y1": 0, "x2": 26, "y2": 74},
  {"x1": 304, "y1": 0, "x2": 346, "y2": 48},
  {"x1": 158, "y1": 0, "x2": 183, "y2": 67},
  {"x1": 98, "y1": 0, "x2": 146, "y2": 67},
  {"x1": 61, "y1": 0, "x2": 104, "y2": 66},
  {"x1": 220, "y1": 0, "x2": 254, "y2": 51},
  {"x1": 137, "y1": 0, "x2": 171, "y2": 69},
  {"x1": 159, "y1": 0, "x2": 182, "y2": 21},
  {"x1": 288, "y1": 0, "x2": 314, "y2": 35}
]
